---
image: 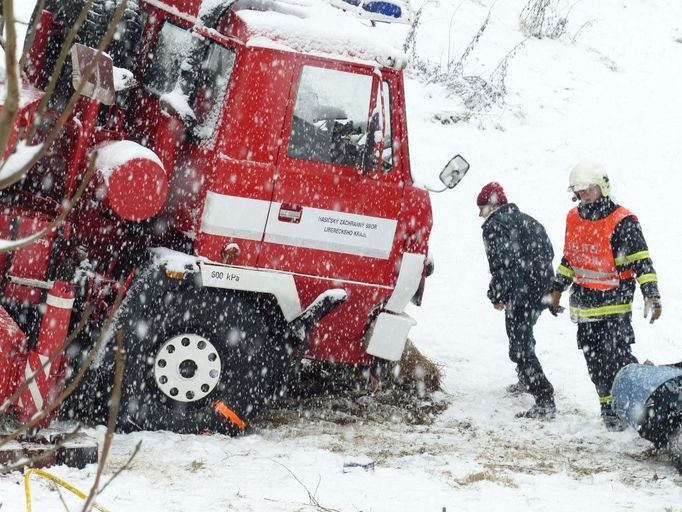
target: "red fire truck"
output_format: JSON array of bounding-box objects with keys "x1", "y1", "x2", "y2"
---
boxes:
[{"x1": 0, "y1": 0, "x2": 468, "y2": 436}]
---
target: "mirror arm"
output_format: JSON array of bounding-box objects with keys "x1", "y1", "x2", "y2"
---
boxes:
[{"x1": 422, "y1": 184, "x2": 448, "y2": 193}]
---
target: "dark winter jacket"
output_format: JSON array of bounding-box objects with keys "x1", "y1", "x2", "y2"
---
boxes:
[
  {"x1": 482, "y1": 203, "x2": 554, "y2": 308},
  {"x1": 551, "y1": 196, "x2": 659, "y2": 321}
]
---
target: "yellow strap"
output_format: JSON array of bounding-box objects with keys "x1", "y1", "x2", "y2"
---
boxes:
[
  {"x1": 636, "y1": 273, "x2": 658, "y2": 285},
  {"x1": 24, "y1": 468, "x2": 110, "y2": 512},
  {"x1": 599, "y1": 394, "x2": 613, "y2": 404},
  {"x1": 557, "y1": 264, "x2": 574, "y2": 279},
  {"x1": 625, "y1": 250, "x2": 650, "y2": 263},
  {"x1": 615, "y1": 250, "x2": 651, "y2": 265},
  {"x1": 570, "y1": 303, "x2": 632, "y2": 318}
]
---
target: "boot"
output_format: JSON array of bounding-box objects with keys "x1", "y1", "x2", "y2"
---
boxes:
[
  {"x1": 601, "y1": 403, "x2": 627, "y2": 432},
  {"x1": 515, "y1": 399, "x2": 556, "y2": 419},
  {"x1": 505, "y1": 380, "x2": 529, "y2": 395}
]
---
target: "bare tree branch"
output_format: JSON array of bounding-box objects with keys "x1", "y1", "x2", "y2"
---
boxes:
[
  {"x1": 270, "y1": 459, "x2": 342, "y2": 512},
  {"x1": 82, "y1": 330, "x2": 125, "y2": 512},
  {"x1": 25, "y1": 0, "x2": 95, "y2": 143},
  {"x1": 18, "y1": 0, "x2": 46, "y2": 71},
  {"x1": 0, "y1": 151, "x2": 97, "y2": 255},
  {"x1": 0, "y1": 0, "x2": 127, "y2": 190},
  {"x1": 97, "y1": 441, "x2": 142, "y2": 495},
  {"x1": 0, "y1": 304, "x2": 94, "y2": 418},
  {"x1": 0, "y1": 423, "x2": 84, "y2": 473},
  {"x1": 0, "y1": 276, "x2": 126, "y2": 450},
  {"x1": 0, "y1": 0, "x2": 20, "y2": 154}
]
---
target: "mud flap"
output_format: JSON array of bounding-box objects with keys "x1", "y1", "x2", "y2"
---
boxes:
[
  {"x1": 288, "y1": 289, "x2": 347, "y2": 348},
  {"x1": 278, "y1": 289, "x2": 347, "y2": 386},
  {"x1": 209, "y1": 288, "x2": 345, "y2": 433}
]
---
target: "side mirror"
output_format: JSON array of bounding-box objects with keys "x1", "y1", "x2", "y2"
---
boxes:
[{"x1": 439, "y1": 155, "x2": 469, "y2": 189}]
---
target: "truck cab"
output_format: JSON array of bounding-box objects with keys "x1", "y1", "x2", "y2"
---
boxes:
[{"x1": 0, "y1": 0, "x2": 464, "y2": 434}]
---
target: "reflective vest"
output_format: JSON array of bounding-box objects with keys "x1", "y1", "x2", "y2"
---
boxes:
[{"x1": 564, "y1": 206, "x2": 635, "y2": 291}]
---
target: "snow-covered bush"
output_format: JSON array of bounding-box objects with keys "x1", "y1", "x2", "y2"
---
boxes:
[
  {"x1": 404, "y1": 7, "x2": 523, "y2": 115},
  {"x1": 520, "y1": 0, "x2": 567, "y2": 39}
]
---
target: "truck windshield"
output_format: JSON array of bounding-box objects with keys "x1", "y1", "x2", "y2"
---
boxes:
[{"x1": 144, "y1": 22, "x2": 236, "y2": 139}]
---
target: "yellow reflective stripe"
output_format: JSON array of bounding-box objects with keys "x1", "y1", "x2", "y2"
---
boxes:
[
  {"x1": 570, "y1": 303, "x2": 633, "y2": 318},
  {"x1": 615, "y1": 251, "x2": 651, "y2": 266},
  {"x1": 599, "y1": 394, "x2": 613, "y2": 405},
  {"x1": 626, "y1": 250, "x2": 650, "y2": 263},
  {"x1": 636, "y1": 273, "x2": 657, "y2": 285},
  {"x1": 557, "y1": 264, "x2": 574, "y2": 278}
]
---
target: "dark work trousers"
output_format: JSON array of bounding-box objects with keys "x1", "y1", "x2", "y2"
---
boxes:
[
  {"x1": 578, "y1": 317, "x2": 639, "y2": 398},
  {"x1": 505, "y1": 303, "x2": 554, "y2": 405}
]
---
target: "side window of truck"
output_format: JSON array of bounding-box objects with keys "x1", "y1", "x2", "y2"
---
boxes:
[
  {"x1": 144, "y1": 23, "x2": 193, "y2": 96},
  {"x1": 144, "y1": 22, "x2": 236, "y2": 139},
  {"x1": 288, "y1": 66, "x2": 393, "y2": 172}
]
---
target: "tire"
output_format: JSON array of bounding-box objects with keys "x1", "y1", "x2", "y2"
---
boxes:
[
  {"x1": 79, "y1": 0, "x2": 144, "y2": 70},
  {"x1": 27, "y1": 0, "x2": 143, "y2": 110},
  {"x1": 101, "y1": 265, "x2": 293, "y2": 434},
  {"x1": 29, "y1": 0, "x2": 143, "y2": 78}
]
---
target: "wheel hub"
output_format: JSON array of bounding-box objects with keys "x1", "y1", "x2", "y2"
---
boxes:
[{"x1": 154, "y1": 333, "x2": 221, "y2": 403}]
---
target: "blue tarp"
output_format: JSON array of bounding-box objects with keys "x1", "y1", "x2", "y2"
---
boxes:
[{"x1": 612, "y1": 363, "x2": 682, "y2": 427}]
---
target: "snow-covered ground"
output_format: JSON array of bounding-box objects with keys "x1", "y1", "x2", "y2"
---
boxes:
[{"x1": 2, "y1": 0, "x2": 682, "y2": 510}]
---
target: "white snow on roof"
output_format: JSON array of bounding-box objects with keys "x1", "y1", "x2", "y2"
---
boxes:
[
  {"x1": 233, "y1": 0, "x2": 407, "y2": 68},
  {"x1": 199, "y1": 0, "x2": 228, "y2": 16}
]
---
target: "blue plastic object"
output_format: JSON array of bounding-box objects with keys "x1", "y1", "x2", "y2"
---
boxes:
[
  {"x1": 333, "y1": 0, "x2": 408, "y2": 22},
  {"x1": 613, "y1": 363, "x2": 682, "y2": 427},
  {"x1": 362, "y1": 1, "x2": 402, "y2": 19}
]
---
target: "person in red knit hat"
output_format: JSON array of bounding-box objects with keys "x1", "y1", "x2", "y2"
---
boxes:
[{"x1": 478, "y1": 182, "x2": 556, "y2": 418}]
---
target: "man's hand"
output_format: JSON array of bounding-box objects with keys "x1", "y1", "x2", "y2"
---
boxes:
[
  {"x1": 493, "y1": 302, "x2": 506, "y2": 311},
  {"x1": 644, "y1": 297, "x2": 662, "y2": 324},
  {"x1": 548, "y1": 290, "x2": 563, "y2": 316}
]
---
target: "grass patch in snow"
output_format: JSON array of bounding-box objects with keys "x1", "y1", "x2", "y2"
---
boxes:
[
  {"x1": 257, "y1": 340, "x2": 448, "y2": 429},
  {"x1": 454, "y1": 470, "x2": 518, "y2": 488}
]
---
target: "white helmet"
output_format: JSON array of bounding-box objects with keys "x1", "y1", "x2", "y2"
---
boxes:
[{"x1": 567, "y1": 160, "x2": 611, "y2": 196}]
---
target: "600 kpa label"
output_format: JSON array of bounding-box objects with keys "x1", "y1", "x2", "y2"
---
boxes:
[{"x1": 209, "y1": 269, "x2": 240, "y2": 282}]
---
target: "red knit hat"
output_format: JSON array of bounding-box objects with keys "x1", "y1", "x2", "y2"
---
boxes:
[{"x1": 476, "y1": 182, "x2": 508, "y2": 206}]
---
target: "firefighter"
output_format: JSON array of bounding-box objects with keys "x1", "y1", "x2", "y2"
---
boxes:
[
  {"x1": 478, "y1": 182, "x2": 556, "y2": 419},
  {"x1": 549, "y1": 160, "x2": 662, "y2": 431}
]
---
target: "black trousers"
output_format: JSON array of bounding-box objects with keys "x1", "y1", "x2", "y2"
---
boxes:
[
  {"x1": 505, "y1": 304, "x2": 554, "y2": 404},
  {"x1": 578, "y1": 317, "x2": 638, "y2": 399}
]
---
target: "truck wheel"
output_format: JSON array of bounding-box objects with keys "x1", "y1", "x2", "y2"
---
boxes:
[
  {"x1": 27, "y1": 0, "x2": 143, "y2": 104},
  {"x1": 114, "y1": 267, "x2": 291, "y2": 435},
  {"x1": 80, "y1": 0, "x2": 143, "y2": 70}
]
